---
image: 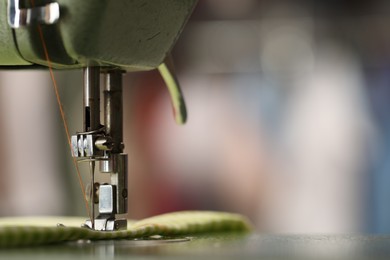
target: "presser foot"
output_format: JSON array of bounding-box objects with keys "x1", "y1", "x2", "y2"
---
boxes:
[{"x1": 84, "y1": 217, "x2": 127, "y2": 231}]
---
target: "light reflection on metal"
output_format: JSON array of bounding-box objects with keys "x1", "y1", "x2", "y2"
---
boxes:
[{"x1": 8, "y1": 0, "x2": 60, "y2": 28}]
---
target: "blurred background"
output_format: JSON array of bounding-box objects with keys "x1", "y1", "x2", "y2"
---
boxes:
[{"x1": 1, "y1": 0, "x2": 390, "y2": 234}]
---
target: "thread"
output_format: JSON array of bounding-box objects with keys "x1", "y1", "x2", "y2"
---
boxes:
[{"x1": 29, "y1": 0, "x2": 92, "y2": 222}]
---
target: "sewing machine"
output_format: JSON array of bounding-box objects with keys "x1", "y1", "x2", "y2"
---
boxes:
[{"x1": 0, "y1": 0, "x2": 197, "y2": 230}]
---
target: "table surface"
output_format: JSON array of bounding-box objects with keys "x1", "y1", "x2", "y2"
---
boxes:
[{"x1": 2, "y1": 233, "x2": 390, "y2": 259}]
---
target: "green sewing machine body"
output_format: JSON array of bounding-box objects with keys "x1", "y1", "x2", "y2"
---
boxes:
[
  {"x1": 0, "y1": 0, "x2": 196, "y2": 231},
  {"x1": 0, "y1": 0, "x2": 197, "y2": 70}
]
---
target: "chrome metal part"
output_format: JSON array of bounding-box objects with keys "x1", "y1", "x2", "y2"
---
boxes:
[
  {"x1": 99, "y1": 184, "x2": 115, "y2": 214},
  {"x1": 7, "y1": 0, "x2": 60, "y2": 28},
  {"x1": 72, "y1": 134, "x2": 106, "y2": 158},
  {"x1": 84, "y1": 67, "x2": 101, "y2": 132},
  {"x1": 95, "y1": 137, "x2": 113, "y2": 151},
  {"x1": 84, "y1": 135, "x2": 94, "y2": 157},
  {"x1": 84, "y1": 218, "x2": 127, "y2": 231},
  {"x1": 99, "y1": 155, "x2": 127, "y2": 215},
  {"x1": 71, "y1": 67, "x2": 128, "y2": 231},
  {"x1": 110, "y1": 154, "x2": 128, "y2": 214},
  {"x1": 103, "y1": 70, "x2": 124, "y2": 154},
  {"x1": 71, "y1": 135, "x2": 78, "y2": 157},
  {"x1": 100, "y1": 159, "x2": 114, "y2": 173},
  {"x1": 101, "y1": 72, "x2": 128, "y2": 216},
  {"x1": 90, "y1": 161, "x2": 96, "y2": 229}
]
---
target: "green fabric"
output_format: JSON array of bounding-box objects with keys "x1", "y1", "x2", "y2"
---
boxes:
[{"x1": 0, "y1": 211, "x2": 252, "y2": 247}]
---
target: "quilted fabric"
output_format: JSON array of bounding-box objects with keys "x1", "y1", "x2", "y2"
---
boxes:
[{"x1": 0, "y1": 211, "x2": 252, "y2": 247}]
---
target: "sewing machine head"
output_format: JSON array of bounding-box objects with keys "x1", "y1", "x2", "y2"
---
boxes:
[{"x1": 1, "y1": 0, "x2": 197, "y2": 230}]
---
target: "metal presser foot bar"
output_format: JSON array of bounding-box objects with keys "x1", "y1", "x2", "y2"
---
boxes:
[{"x1": 71, "y1": 66, "x2": 128, "y2": 231}]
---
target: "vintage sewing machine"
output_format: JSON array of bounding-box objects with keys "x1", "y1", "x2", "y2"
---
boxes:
[{"x1": 0, "y1": 0, "x2": 197, "y2": 230}]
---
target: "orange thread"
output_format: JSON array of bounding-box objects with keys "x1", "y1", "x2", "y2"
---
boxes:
[{"x1": 30, "y1": 0, "x2": 91, "y2": 221}]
